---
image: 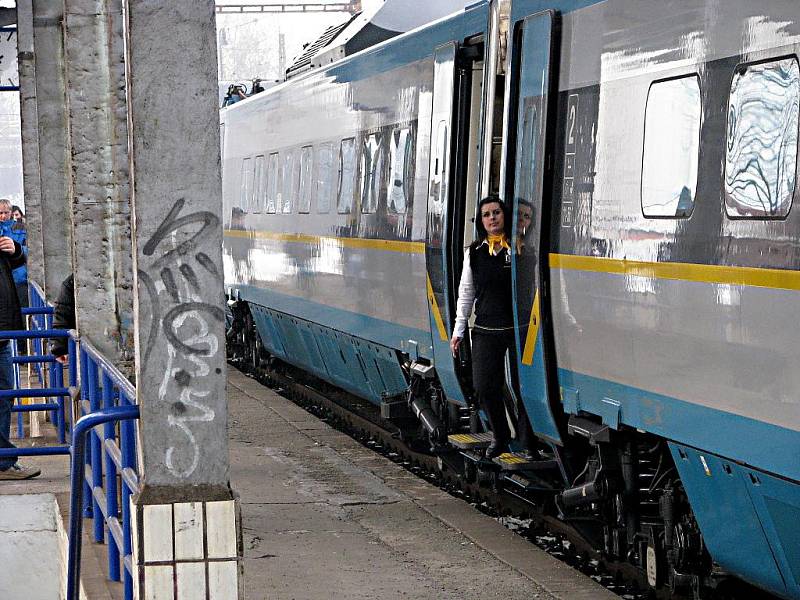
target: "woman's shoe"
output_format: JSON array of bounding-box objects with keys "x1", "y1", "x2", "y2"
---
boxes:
[{"x1": 485, "y1": 441, "x2": 507, "y2": 459}]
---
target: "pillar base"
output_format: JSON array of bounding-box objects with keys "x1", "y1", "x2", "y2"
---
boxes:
[{"x1": 130, "y1": 494, "x2": 243, "y2": 600}]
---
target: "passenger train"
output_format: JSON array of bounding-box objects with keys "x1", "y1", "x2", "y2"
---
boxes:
[{"x1": 221, "y1": 1, "x2": 800, "y2": 598}]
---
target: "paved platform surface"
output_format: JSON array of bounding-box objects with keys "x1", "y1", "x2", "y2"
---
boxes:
[
  {"x1": 0, "y1": 367, "x2": 618, "y2": 600},
  {"x1": 0, "y1": 493, "x2": 62, "y2": 599},
  {"x1": 229, "y1": 367, "x2": 616, "y2": 600}
]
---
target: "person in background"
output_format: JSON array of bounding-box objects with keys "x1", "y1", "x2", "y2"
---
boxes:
[
  {"x1": 0, "y1": 229, "x2": 39, "y2": 479},
  {"x1": 50, "y1": 274, "x2": 74, "y2": 364},
  {"x1": 0, "y1": 200, "x2": 27, "y2": 309},
  {"x1": 11, "y1": 206, "x2": 24, "y2": 225}
]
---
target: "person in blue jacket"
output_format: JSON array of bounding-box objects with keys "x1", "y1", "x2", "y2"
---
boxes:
[{"x1": 0, "y1": 200, "x2": 27, "y2": 309}]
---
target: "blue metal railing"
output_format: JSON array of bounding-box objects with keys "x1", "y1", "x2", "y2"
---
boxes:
[{"x1": 22, "y1": 282, "x2": 141, "y2": 600}]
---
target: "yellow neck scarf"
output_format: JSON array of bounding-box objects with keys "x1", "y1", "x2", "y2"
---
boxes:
[{"x1": 487, "y1": 233, "x2": 510, "y2": 256}]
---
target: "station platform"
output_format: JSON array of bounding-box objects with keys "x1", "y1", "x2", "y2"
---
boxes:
[{"x1": 0, "y1": 367, "x2": 617, "y2": 600}]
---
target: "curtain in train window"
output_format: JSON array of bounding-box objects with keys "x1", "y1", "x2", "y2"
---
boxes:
[
  {"x1": 266, "y1": 153, "x2": 279, "y2": 213},
  {"x1": 253, "y1": 155, "x2": 266, "y2": 213},
  {"x1": 283, "y1": 149, "x2": 299, "y2": 214},
  {"x1": 315, "y1": 142, "x2": 333, "y2": 214},
  {"x1": 641, "y1": 76, "x2": 701, "y2": 218},
  {"x1": 388, "y1": 127, "x2": 413, "y2": 214},
  {"x1": 360, "y1": 133, "x2": 383, "y2": 213},
  {"x1": 298, "y1": 146, "x2": 313, "y2": 214},
  {"x1": 725, "y1": 57, "x2": 799, "y2": 218},
  {"x1": 337, "y1": 138, "x2": 356, "y2": 214},
  {"x1": 239, "y1": 158, "x2": 254, "y2": 212}
]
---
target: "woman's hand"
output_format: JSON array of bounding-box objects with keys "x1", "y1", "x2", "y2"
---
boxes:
[{"x1": 450, "y1": 335, "x2": 461, "y2": 357}]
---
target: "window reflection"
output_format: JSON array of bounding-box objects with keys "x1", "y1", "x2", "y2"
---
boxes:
[
  {"x1": 388, "y1": 127, "x2": 412, "y2": 214},
  {"x1": 360, "y1": 133, "x2": 383, "y2": 213},
  {"x1": 725, "y1": 57, "x2": 799, "y2": 218},
  {"x1": 337, "y1": 138, "x2": 356, "y2": 214},
  {"x1": 641, "y1": 76, "x2": 701, "y2": 218},
  {"x1": 315, "y1": 143, "x2": 333, "y2": 214},
  {"x1": 298, "y1": 146, "x2": 313, "y2": 214},
  {"x1": 266, "y1": 153, "x2": 279, "y2": 214}
]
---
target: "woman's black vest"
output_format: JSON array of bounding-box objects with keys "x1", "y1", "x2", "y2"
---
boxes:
[{"x1": 469, "y1": 241, "x2": 514, "y2": 331}]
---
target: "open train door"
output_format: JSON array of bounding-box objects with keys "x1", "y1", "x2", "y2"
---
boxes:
[
  {"x1": 425, "y1": 42, "x2": 467, "y2": 404},
  {"x1": 504, "y1": 8, "x2": 563, "y2": 444}
]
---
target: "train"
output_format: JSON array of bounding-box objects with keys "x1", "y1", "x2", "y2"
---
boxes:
[{"x1": 220, "y1": 1, "x2": 800, "y2": 598}]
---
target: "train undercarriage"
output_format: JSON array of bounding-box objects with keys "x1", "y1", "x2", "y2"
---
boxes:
[{"x1": 228, "y1": 300, "x2": 771, "y2": 600}]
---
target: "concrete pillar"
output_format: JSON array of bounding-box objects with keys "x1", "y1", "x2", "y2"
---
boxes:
[
  {"x1": 63, "y1": 0, "x2": 134, "y2": 370},
  {"x1": 16, "y1": 1, "x2": 45, "y2": 289},
  {"x1": 32, "y1": 1, "x2": 72, "y2": 299},
  {"x1": 123, "y1": 1, "x2": 242, "y2": 597}
]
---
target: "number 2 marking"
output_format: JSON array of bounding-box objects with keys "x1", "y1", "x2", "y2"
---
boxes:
[{"x1": 567, "y1": 104, "x2": 576, "y2": 146}]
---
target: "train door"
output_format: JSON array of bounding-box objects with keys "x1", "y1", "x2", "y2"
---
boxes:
[
  {"x1": 425, "y1": 41, "x2": 483, "y2": 405},
  {"x1": 504, "y1": 8, "x2": 563, "y2": 444}
]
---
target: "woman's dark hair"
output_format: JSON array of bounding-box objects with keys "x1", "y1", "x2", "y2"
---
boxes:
[
  {"x1": 474, "y1": 195, "x2": 511, "y2": 241},
  {"x1": 10, "y1": 205, "x2": 23, "y2": 220}
]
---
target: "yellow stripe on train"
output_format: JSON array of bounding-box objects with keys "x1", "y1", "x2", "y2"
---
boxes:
[{"x1": 224, "y1": 229, "x2": 425, "y2": 254}]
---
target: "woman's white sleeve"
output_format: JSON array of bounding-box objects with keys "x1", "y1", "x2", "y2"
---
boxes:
[{"x1": 452, "y1": 249, "x2": 474, "y2": 339}]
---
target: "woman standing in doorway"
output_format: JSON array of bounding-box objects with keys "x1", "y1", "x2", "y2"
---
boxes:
[{"x1": 450, "y1": 195, "x2": 531, "y2": 458}]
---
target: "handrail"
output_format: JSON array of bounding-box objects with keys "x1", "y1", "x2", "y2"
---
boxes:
[
  {"x1": 66, "y1": 405, "x2": 139, "y2": 600},
  {"x1": 27, "y1": 281, "x2": 141, "y2": 599}
]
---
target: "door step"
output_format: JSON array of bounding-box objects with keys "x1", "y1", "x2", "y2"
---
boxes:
[
  {"x1": 448, "y1": 432, "x2": 493, "y2": 450},
  {"x1": 492, "y1": 452, "x2": 537, "y2": 471}
]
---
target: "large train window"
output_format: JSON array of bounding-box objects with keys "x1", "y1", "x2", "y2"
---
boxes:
[
  {"x1": 266, "y1": 152, "x2": 279, "y2": 213},
  {"x1": 282, "y1": 149, "x2": 299, "y2": 214},
  {"x1": 337, "y1": 138, "x2": 356, "y2": 214},
  {"x1": 298, "y1": 145, "x2": 313, "y2": 214},
  {"x1": 239, "y1": 158, "x2": 254, "y2": 212},
  {"x1": 360, "y1": 132, "x2": 383, "y2": 213},
  {"x1": 253, "y1": 155, "x2": 266, "y2": 214},
  {"x1": 388, "y1": 126, "x2": 413, "y2": 213},
  {"x1": 316, "y1": 143, "x2": 333, "y2": 214},
  {"x1": 725, "y1": 57, "x2": 799, "y2": 218},
  {"x1": 641, "y1": 75, "x2": 701, "y2": 218}
]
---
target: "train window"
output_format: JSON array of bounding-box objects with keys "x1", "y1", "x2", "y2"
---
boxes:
[
  {"x1": 641, "y1": 76, "x2": 701, "y2": 218},
  {"x1": 239, "y1": 158, "x2": 254, "y2": 212},
  {"x1": 298, "y1": 145, "x2": 313, "y2": 214},
  {"x1": 360, "y1": 133, "x2": 384, "y2": 213},
  {"x1": 725, "y1": 57, "x2": 799, "y2": 218},
  {"x1": 253, "y1": 155, "x2": 266, "y2": 214},
  {"x1": 337, "y1": 138, "x2": 356, "y2": 214},
  {"x1": 315, "y1": 142, "x2": 333, "y2": 214},
  {"x1": 266, "y1": 152, "x2": 279, "y2": 213},
  {"x1": 388, "y1": 127, "x2": 413, "y2": 213},
  {"x1": 283, "y1": 149, "x2": 299, "y2": 214}
]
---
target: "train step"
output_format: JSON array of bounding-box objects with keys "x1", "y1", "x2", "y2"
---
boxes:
[
  {"x1": 502, "y1": 471, "x2": 557, "y2": 493},
  {"x1": 448, "y1": 432, "x2": 493, "y2": 450},
  {"x1": 492, "y1": 452, "x2": 538, "y2": 471}
]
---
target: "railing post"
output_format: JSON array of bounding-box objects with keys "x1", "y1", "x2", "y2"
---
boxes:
[
  {"x1": 80, "y1": 346, "x2": 91, "y2": 518},
  {"x1": 121, "y1": 412, "x2": 136, "y2": 600},
  {"x1": 55, "y1": 360, "x2": 66, "y2": 443},
  {"x1": 86, "y1": 358, "x2": 104, "y2": 543},
  {"x1": 102, "y1": 372, "x2": 120, "y2": 581}
]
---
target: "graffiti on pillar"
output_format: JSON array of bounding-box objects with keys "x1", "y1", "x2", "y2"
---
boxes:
[{"x1": 139, "y1": 198, "x2": 224, "y2": 478}]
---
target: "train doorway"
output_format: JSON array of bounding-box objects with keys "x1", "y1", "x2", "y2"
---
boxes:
[{"x1": 424, "y1": 39, "x2": 485, "y2": 406}]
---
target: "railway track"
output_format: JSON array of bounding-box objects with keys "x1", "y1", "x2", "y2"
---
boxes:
[{"x1": 231, "y1": 356, "x2": 775, "y2": 600}]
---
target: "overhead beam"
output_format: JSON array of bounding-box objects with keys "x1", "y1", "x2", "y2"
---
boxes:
[{"x1": 216, "y1": 2, "x2": 360, "y2": 13}]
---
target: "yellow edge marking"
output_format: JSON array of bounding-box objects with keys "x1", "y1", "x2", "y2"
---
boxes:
[
  {"x1": 224, "y1": 229, "x2": 425, "y2": 254},
  {"x1": 426, "y1": 274, "x2": 448, "y2": 342},
  {"x1": 521, "y1": 290, "x2": 541, "y2": 366},
  {"x1": 550, "y1": 253, "x2": 800, "y2": 291}
]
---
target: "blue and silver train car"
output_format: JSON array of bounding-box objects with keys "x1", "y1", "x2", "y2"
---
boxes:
[{"x1": 222, "y1": 1, "x2": 800, "y2": 597}]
